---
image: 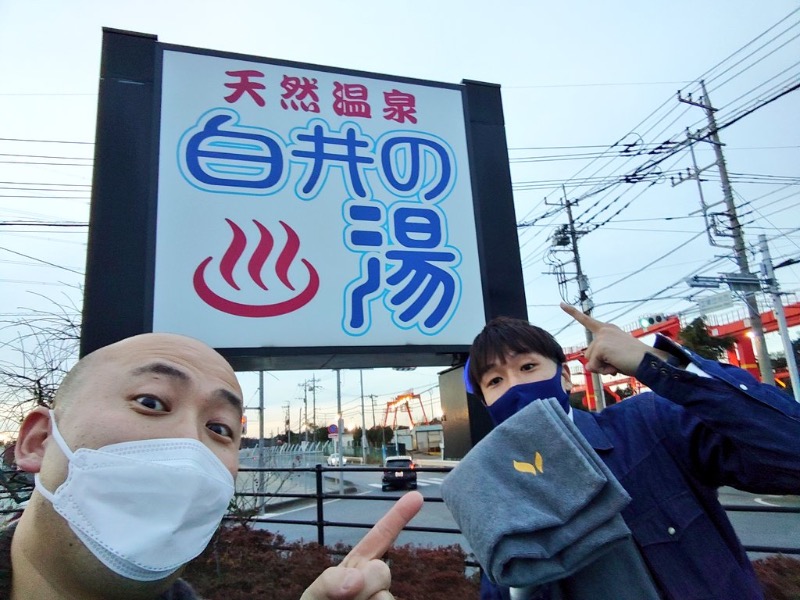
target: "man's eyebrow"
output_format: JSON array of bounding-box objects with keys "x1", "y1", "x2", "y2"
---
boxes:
[
  {"x1": 131, "y1": 362, "x2": 190, "y2": 381},
  {"x1": 214, "y1": 389, "x2": 244, "y2": 416}
]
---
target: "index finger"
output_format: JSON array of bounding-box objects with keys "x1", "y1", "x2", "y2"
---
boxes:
[
  {"x1": 560, "y1": 302, "x2": 602, "y2": 332},
  {"x1": 341, "y1": 491, "x2": 424, "y2": 567}
]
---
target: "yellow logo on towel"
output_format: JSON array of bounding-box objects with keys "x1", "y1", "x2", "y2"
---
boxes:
[{"x1": 513, "y1": 452, "x2": 544, "y2": 476}]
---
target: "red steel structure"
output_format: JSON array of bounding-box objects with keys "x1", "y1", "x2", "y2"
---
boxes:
[{"x1": 382, "y1": 393, "x2": 429, "y2": 428}]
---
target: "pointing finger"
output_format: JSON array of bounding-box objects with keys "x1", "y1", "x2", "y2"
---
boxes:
[
  {"x1": 341, "y1": 491, "x2": 423, "y2": 567},
  {"x1": 560, "y1": 302, "x2": 602, "y2": 332}
]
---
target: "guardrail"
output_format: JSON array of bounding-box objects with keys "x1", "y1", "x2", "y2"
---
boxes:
[
  {"x1": 2, "y1": 464, "x2": 797, "y2": 557},
  {"x1": 231, "y1": 465, "x2": 800, "y2": 556}
]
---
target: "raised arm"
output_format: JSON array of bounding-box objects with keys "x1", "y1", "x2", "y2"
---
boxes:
[{"x1": 562, "y1": 302, "x2": 800, "y2": 491}]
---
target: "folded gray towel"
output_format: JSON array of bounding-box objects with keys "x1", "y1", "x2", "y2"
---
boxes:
[
  {"x1": 442, "y1": 398, "x2": 632, "y2": 587},
  {"x1": 558, "y1": 534, "x2": 661, "y2": 600}
]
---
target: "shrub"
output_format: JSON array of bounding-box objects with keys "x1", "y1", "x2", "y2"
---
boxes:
[
  {"x1": 182, "y1": 525, "x2": 480, "y2": 600},
  {"x1": 753, "y1": 555, "x2": 800, "y2": 600},
  {"x1": 183, "y1": 526, "x2": 799, "y2": 600}
]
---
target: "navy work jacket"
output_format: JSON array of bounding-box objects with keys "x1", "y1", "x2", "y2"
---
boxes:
[{"x1": 481, "y1": 336, "x2": 800, "y2": 600}]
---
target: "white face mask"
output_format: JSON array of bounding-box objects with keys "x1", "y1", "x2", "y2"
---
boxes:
[{"x1": 35, "y1": 410, "x2": 235, "y2": 581}]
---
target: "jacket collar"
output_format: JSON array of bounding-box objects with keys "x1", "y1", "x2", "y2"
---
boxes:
[{"x1": 573, "y1": 409, "x2": 614, "y2": 451}]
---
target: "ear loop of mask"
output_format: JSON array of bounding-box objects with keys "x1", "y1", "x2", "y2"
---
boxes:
[{"x1": 34, "y1": 411, "x2": 75, "y2": 503}]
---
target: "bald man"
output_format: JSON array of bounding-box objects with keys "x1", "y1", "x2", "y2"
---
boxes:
[{"x1": 5, "y1": 333, "x2": 422, "y2": 600}]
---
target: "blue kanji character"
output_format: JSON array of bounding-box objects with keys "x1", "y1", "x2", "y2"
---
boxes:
[
  {"x1": 290, "y1": 120, "x2": 374, "y2": 200},
  {"x1": 181, "y1": 110, "x2": 286, "y2": 193},
  {"x1": 379, "y1": 133, "x2": 454, "y2": 202},
  {"x1": 385, "y1": 249, "x2": 460, "y2": 331}
]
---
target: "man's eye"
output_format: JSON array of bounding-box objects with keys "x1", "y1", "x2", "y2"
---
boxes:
[
  {"x1": 207, "y1": 422, "x2": 234, "y2": 439},
  {"x1": 486, "y1": 376, "x2": 502, "y2": 387},
  {"x1": 521, "y1": 363, "x2": 537, "y2": 372},
  {"x1": 134, "y1": 395, "x2": 167, "y2": 411}
]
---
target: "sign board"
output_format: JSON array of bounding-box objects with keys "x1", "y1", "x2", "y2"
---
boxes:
[
  {"x1": 81, "y1": 29, "x2": 527, "y2": 370},
  {"x1": 697, "y1": 292, "x2": 734, "y2": 314},
  {"x1": 328, "y1": 424, "x2": 338, "y2": 434}
]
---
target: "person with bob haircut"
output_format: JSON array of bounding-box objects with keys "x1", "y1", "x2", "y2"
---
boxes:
[{"x1": 464, "y1": 303, "x2": 800, "y2": 600}]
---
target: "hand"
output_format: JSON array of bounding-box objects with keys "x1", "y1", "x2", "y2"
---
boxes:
[
  {"x1": 560, "y1": 302, "x2": 671, "y2": 376},
  {"x1": 300, "y1": 491, "x2": 424, "y2": 600}
]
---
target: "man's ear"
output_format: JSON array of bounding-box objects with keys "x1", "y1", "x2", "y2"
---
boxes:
[
  {"x1": 560, "y1": 363, "x2": 573, "y2": 393},
  {"x1": 15, "y1": 406, "x2": 52, "y2": 473}
]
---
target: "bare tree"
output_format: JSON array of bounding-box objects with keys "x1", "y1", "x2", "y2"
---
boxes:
[{"x1": 0, "y1": 292, "x2": 81, "y2": 441}]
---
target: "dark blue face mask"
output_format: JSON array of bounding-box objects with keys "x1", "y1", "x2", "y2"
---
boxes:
[{"x1": 485, "y1": 363, "x2": 570, "y2": 426}]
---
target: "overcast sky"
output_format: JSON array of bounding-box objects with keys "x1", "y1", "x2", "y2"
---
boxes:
[{"x1": 1, "y1": 1, "x2": 798, "y2": 438}]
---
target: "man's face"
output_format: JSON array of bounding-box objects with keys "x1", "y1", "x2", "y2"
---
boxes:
[
  {"x1": 48, "y1": 333, "x2": 243, "y2": 480},
  {"x1": 478, "y1": 351, "x2": 568, "y2": 407}
]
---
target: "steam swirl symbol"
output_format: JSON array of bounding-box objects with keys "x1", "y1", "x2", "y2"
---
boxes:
[{"x1": 193, "y1": 219, "x2": 320, "y2": 317}]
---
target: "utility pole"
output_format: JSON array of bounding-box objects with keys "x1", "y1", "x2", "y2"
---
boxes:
[
  {"x1": 283, "y1": 403, "x2": 290, "y2": 443},
  {"x1": 759, "y1": 235, "x2": 800, "y2": 401},
  {"x1": 298, "y1": 407, "x2": 303, "y2": 441},
  {"x1": 359, "y1": 370, "x2": 368, "y2": 462},
  {"x1": 563, "y1": 185, "x2": 606, "y2": 411},
  {"x1": 301, "y1": 381, "x2": 309, "y2": 443},
  {"x1": 679, "y1": 81, "x2": 772, "y2": 383},
  {"x1": 369, "y1": 394, "x2": 377, "y2": 428},
  {"x1": 308, "y1": 375, "x2": 320, "y2": 443},
  {"x1": 335, "y1": 369, "x2": 344, "y2": 495},
  {"x1": 257, "y1": 371, "x2": 265, "y2": 508}
]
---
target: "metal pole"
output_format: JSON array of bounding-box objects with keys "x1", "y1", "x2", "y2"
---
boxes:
[
  {"x1": 315, "y1": 464, "x2": 325, "y2": 546},
  {"x1": 759, "y1": 235, "x2": 800, "y2": 401},
  {"x1": 699, "y1": 80, "x2": 772, "y2": 384},
  {"x1": 303, "y1": 382, "x2": 309, "y2": 443},
  {"x1": 311, "y1": 375, "x2": 317, "y2": 442},
  {"x1": 564, "y1": 185, "x2": 606, "y2": 411},
  {"x1": 359, "y1": 370, "x2": 368, "y2": 462},
  {"x1": 336, "y1": 369, "x2": 344, "y2": 496},
  {"x1": 257, "y1": 371, "x2": 265, "y2": 510}
]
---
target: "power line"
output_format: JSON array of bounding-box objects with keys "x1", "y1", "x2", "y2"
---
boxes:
[
  {"x1": 0, "y1": 137, "x2": 93, "y2": 145},
  {"x1": 0, "y1": 246, "x2": 84, "y2": 275}
]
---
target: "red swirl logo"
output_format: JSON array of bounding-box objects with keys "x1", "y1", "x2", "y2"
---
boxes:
[{"x1": 193, "y1": 219, "x2": 319, "y2": 317}]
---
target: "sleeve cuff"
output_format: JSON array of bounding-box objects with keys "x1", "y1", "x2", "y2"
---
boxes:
[{"x1": 652, "y1": 334, "x2": 691, "y2": 368}]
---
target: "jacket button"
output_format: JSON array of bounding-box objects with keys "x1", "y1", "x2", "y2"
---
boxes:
[
  {"x1": 739, "y1": 384, "x2": 748, "y2": 390},
  {"x1": 667, "y1": 527, "x2": 676, "y2": 535}
]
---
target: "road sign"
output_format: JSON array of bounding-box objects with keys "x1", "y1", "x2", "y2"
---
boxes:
[
  {"x1": 697, "y1": 292, "x2": 734, "y2": 314},
  {"x1": 328, "y1": 424, "x2": 338, "y2": 434}
]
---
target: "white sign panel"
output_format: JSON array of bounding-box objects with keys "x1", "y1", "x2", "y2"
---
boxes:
[
  {"x1": 697, "y1": 292, "x2": 734, "y2": 314},
  {"x1": 154, "y1": 51, "x2": 484, "y2": 349}
]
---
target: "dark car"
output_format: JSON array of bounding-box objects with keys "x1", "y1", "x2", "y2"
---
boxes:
[{"x1": 381, "y1": 456, "x2": 417, "y2": 491}]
